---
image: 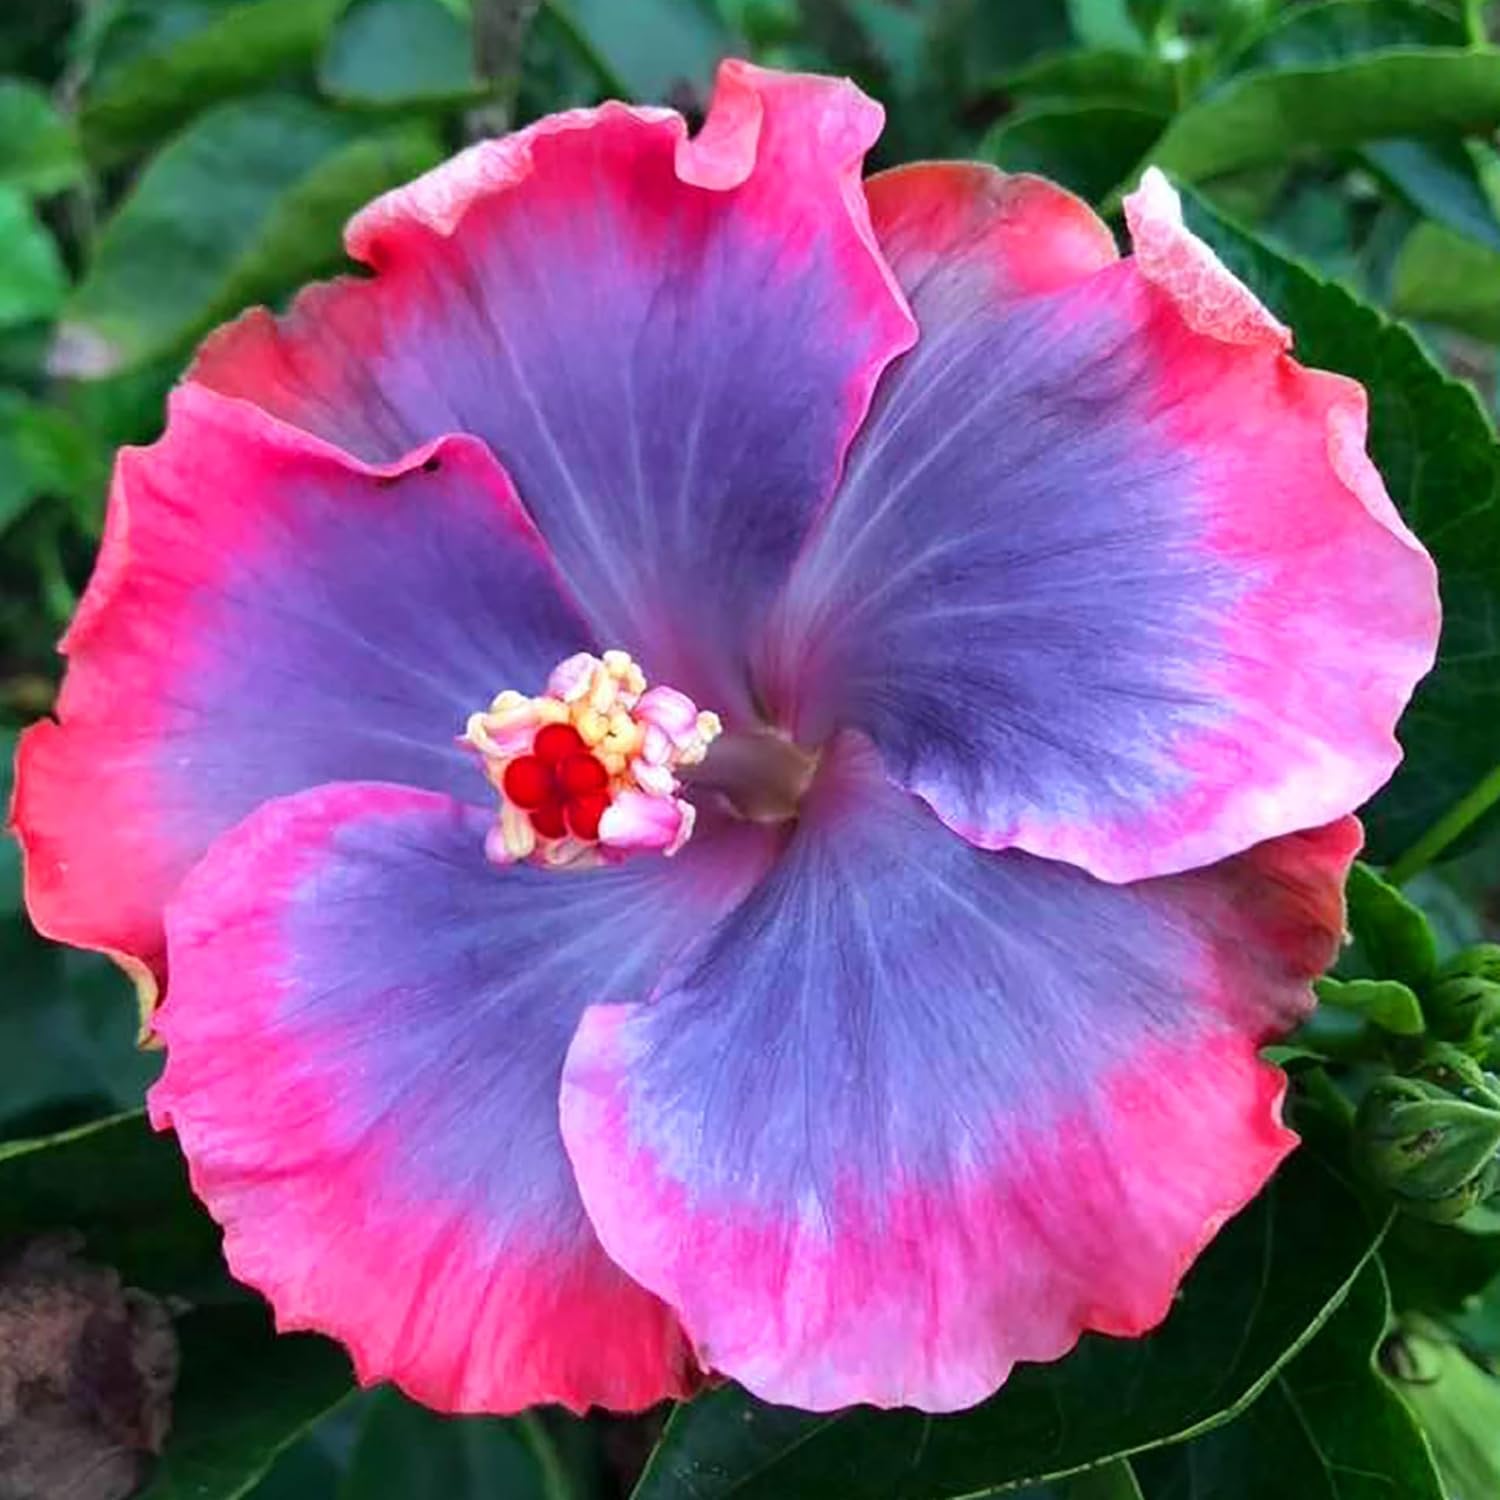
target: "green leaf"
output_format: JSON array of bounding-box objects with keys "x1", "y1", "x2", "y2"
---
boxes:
[
  {"x1": 981, "y1": 104, "x2": 1166, "y2": 204},
  {"x1": 1403, "y1": 877, "x2": 1490, "y2": 957},
  {"x1": 548, "y1": 0, "x2": 731, "y2": 101},
  {"x1": 1387, "y1": 1317, "x2": 1500, "y2": 1497},
  {"x1": 0, "y1": 390, "x2": 111, "y2": 535},
  {"x1": 79, "y1": 0, "x2": 349, "y2": 163},
  {"x1": 1381, "y1": 1210, "x2": 1500, "y2": 1319},
  {"x1": 0, "y1": 3, "x2": 73, "y2": 77},
  {"x1": 1402, "y1": 833, "x2": 1500, "y2": 956},
  {"x1": 319, "y1": 0, "x2": 482, "y2": 108},
  {"x1": 1391, "y1": 220, "x2": 1500, "y2": 340},
  {"x1": 1150, "y1": 48, "x2": 1500, "y2": 185},
  {"x1": 928, "y1": 0, "x2": 1075, "y2": 88},
  {"x1": 1001, "y1": 48, "x2": 1176, "y2": 113},
  {"x1": 1126, "y1": 0, "x2": 1171, "y2": 41},
  {"x1": 240, "y1": 1397, "x2": 368, "y2": 1499},
  {"x1": 1066, "y1": 0, "x2": 1147, "y2": 52},
  {"x1": 1178, "y1": 190, "x2": 1500, "y2": 863},
  {"x1": 1133, "y1": 1261, "x2": 1445, "y2": 1498},
  {"x1": 0, "y1": 931, "x2": 160, "y2": 1140},
  {"x1": 63, "y1": 350, "x2": 181, "y2": 452},
  {"x1": 0, "y1": 78, "x2": 83, "y2": 195},
  {"x1": 0, "y1": 185, "x2": 66, "y2": 329},
  {"x1": 631, "y1": 1152, "x2": 1384, "y2": 1499},
  {"x1": 0, "y1": 1112, "x2": 220, "y2": 1295},
  {"x1": 1450, "y1": 1267, "x2": 1500, "y2": 1355},
  {"x1": 338, "y1": 1388, "x2": 587, "y2": 1500},
  {"x1": 1064, "y1": 1464, "x2": 1145, "y2": 1500},
  {"x1": 1362, "y1": 138, "x2": 1500, "y2": 256},
  {"x1": 1342, "y1": 863, "x2": 1439, "y2": 990},
  {"x1": 135, "y1": 1305, "x2": 353, "y2": 1500},
  {"x1": 14, "y1": 403, "x2": 111, "y2": 530},
  {"x1": 1221, "y1": 0, "x2": 1465, "y2": 74},
  {"x1": 840, "y1": 1, "x2": 933, "y2": 98},
  {"x1": 513, "y1": 6, "x2": 613, "y2": 121},
  {"x1": 1315, "y1": 978, "x2": 1426, "y2": 1034},
  {"x1": 1205, "y1": 1, "x2": 1496, "y2": 257},
  {"x1": 0, "y1": 392, "x2": 45, "y2": 534},
  {"x1": 61, "y1": 97, "x2": 441, "y2": 374}
]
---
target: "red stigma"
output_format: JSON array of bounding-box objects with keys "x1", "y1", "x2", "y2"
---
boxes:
[
  {"x1": 534, "y1": 723, "x2": 587, "y2": 762},
  {"x1": 501, "y1": 756, "x2": 552, "y2": 810},
  {"x1": 558, "y1": 753, "x2": 609, "y2": 797},
  {"x1": 503, "y1": 729, "x2": 612, "y2": 842},
  {"x1": 530, "y1": 799, "x2": 568, "y2": 839},
  {"x1": 566, "y1": 791, "x2": 610, "y2": 841}
]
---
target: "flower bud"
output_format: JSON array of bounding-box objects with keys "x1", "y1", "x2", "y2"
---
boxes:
[
  {"x1": 1427, "y1": 945, "x2": 1500, "y2": 1060},
  {"x1": 1439, "y1": 943, "x2": 1500, "y2": 985},
  {"x1": 1356, "y1": 1075, "x2": 1500, "y2": 1223}
]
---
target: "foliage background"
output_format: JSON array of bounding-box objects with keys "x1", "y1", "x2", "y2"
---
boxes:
[{"x1": 6, "y1": 0, "x2": 1500, "y2": 1496}]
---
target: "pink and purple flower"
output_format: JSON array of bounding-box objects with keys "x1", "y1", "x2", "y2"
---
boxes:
[{"x1": 12, "y1": 62, "x2": 1439, "y2": 1414}]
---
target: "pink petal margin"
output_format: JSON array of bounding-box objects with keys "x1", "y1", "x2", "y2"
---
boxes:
[
  {"x1": 1124, "y1": 167, "x2": 1290, "y2": 348},
  {"x1": 888, "y1": 171, "x2": 1437, "y2": 884},
  {"x1": 561, "y1": 807, "x2": 1361, "y2": 1413},
  {"x1": 193, "y1": 59, "x2": 915, "y2": 465},
  {"x1": 1121, "y1": 168, "x2": 1427, "y2": 562},
  {"x1": 150, "y1": 782, "x2": 698, "y2": 1413},
  {"x1": 10, "y1": 384, "x2": 576, "y2": 1023}
]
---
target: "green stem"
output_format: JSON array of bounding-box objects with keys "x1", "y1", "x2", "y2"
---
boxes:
[
  {"x1": 1464, "y1": 0, "x2": 1487, "y2": 47},
  {"x1": 1300, "y1": 1064, "x2": 1359, "y2": 1130},
  {"x1": 1388, "y1": 761, "x2": 1500, "y2": 887}
]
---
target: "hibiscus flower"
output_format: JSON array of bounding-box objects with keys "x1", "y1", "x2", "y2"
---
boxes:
[{"x1": 12, "y1": 62, "x2": 1438, "y2": 1414}]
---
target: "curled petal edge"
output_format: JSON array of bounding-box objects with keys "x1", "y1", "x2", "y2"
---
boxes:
[
  {"x1": 207, "y1": 59, "x2": 913, "y2": 374},
  {"x1": 1124, "y1": 168, "x2": 1431, "y2": 565}
]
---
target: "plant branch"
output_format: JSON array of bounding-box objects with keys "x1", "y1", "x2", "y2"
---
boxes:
[{"x1": 469, "y1": 0, "x2": 543, "y2": 139}]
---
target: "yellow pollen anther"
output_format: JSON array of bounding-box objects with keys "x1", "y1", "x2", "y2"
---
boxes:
[
  {"x1": 461, "y1": 649, "x2": 723, "y2": 869},
  {"x1": 576, "y1": 707, "x2": 609, "y2": 746}
]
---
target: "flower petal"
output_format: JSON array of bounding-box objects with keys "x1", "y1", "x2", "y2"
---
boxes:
[
  {"x1": 150, "y1": 780, "x2": 775, "y2": 1412},
  {"x1": 561, "y1": 736, "x2": 1358, "y2": 1413},
  {"x1": 12, "y1": 384, "x2": 588, "y2": 997},
  {"x1": 760, "y1": 164, "x2": 1437, "y2": 882},
  {"x1": 190, "y1": 62, "x2": 916, "y2": 718}
]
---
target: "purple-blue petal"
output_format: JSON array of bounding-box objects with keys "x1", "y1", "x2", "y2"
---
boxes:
[
  {"x1": 14, "y1": 385, "x2": 588, "y2": 981},
  {"x1": 152, "y1": 781, "x2": 773, "y2": 1409},
  {"x1": 757, "y1": 165, "x2": 1435, "y2": 884},
  {"x1": 192, "y1": 68, "x2": 916, "y2": 718},
  {"x1": 562, "y1": 735, "x2": 1357, "y2": 1411}
]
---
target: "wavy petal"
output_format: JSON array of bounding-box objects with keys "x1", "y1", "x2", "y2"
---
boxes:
[
  {"x1": 760, "y1": 164, "x2": 1437, "y2": 881},
  {"x1": 12, "y1": 384, "x2": 587, "y2": 995},
  {"x1": 191, "y1": 62, "x2": 915, "y2": 718},
  {"x1": 562, "y1": 736, "x2": 1358, "y2": 1412},
  {"x1": 151, "y1": 781, "x2": 775, "y2": 1412}
]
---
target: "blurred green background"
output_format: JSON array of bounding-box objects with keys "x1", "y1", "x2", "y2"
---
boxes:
[{"x1": 8, "y1": 1, "x2": 1500, "y2": 1497}]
